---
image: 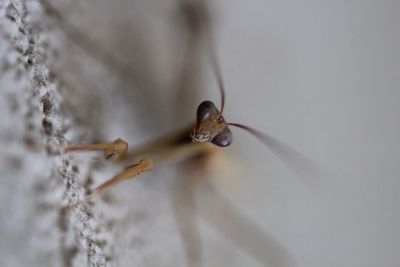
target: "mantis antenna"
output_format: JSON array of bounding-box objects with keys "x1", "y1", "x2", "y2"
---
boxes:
[
  {"x1": 193, "y1": 29, "x2": 322, "y2": 179},
  {"x1": 208, "y1": 34, "x2": 226, "y2": 113}
]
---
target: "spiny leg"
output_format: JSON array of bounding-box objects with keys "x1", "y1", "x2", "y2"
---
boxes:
[
  {"x1": 171, "y1": 164, "x2": 203, "y2": 267},
  {"x1": 83, "y1": 159, "x2": 153, "y2": 202},
  {"x1": 65, "y1": 138, "x2": 153, "y2": 201},
  {"x1": 64, "y1": 127, "x2": 203, "y2": 203},
  {"x1": 65, "y1": 138, "x2": 128, "y2": 160}
]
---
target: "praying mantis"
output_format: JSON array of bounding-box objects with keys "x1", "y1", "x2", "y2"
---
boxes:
[
  {"x1": 64, "y1": 41, "x2": 294, "y2": 202},
  {"x1": 57, "y1": 1, "x2": 316, "y2": 204},
  {"x1": 63, "y1": 52, "x2": 301, "y2": 266},
  {"x1": 63, "y1": 54, "x2": 310, "y2": 265},
  {"x1": 65, "y1": 77, "x2": 278, "y2": 201}
]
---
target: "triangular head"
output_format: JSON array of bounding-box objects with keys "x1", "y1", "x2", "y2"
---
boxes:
[{"x1": 191, "y1": 100, "x2": 232, "y2": 147}]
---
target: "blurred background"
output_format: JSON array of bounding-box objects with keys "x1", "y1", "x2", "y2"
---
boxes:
[{"x1": 1, "y1": 0, "x2": 399, "y2": 266}]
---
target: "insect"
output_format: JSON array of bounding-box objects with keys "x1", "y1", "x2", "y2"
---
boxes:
[
  {"x1": 63, "y1": 34, "x2": 308, "y2": 204},
  {"x1": 59, "y1": 1, "x2": 317, "y2": 204},
  {"x1": 63, "y1": 43, "x2": 308, "y2": 266}
]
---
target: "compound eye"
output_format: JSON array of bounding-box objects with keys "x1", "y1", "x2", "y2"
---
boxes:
[
  {"x1": 197, "y1": 101, "x2": 218, "y2": 121},
  {"x1": 212, "y1": 127, "x2": 232, "y2": 147}
]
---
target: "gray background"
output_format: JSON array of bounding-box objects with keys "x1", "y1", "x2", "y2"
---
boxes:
[{"x1": 218, "y1": 1, "x2": 400, "y2": 266}]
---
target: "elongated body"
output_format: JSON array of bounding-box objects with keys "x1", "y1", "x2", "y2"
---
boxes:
[
  {"x1": 68, "y1": 122, "x2": 219, "y2": 201},
  {"x1": 122, "y1": 124, "x2": 213, "y2": 166}
]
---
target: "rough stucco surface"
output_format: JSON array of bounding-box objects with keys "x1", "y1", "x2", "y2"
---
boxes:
[
  {"x1": 0, "y1": 1, "x2": 108, "y2": 266},
  {"x1": 2, "y1": 0, "x2": 400, "y2": 267}
]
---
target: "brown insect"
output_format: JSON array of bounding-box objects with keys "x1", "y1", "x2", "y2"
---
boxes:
[
  {"x1": 64, "y1": 41, "x2": 315, "y2": 203},
  {"x1": 39, "y1": 1, "x2": 315, "y2": 194}
]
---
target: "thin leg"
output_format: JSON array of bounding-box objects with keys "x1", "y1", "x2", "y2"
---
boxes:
[
  {"x1": 65, "y1": 138, "x2": 128, "y2": 160},
  {"x1": 171, "y1": 166, "x2": 203, "y2": 267},
  {"x1": 83, "y1": 159, "x2": 153, "y2": 202}
]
